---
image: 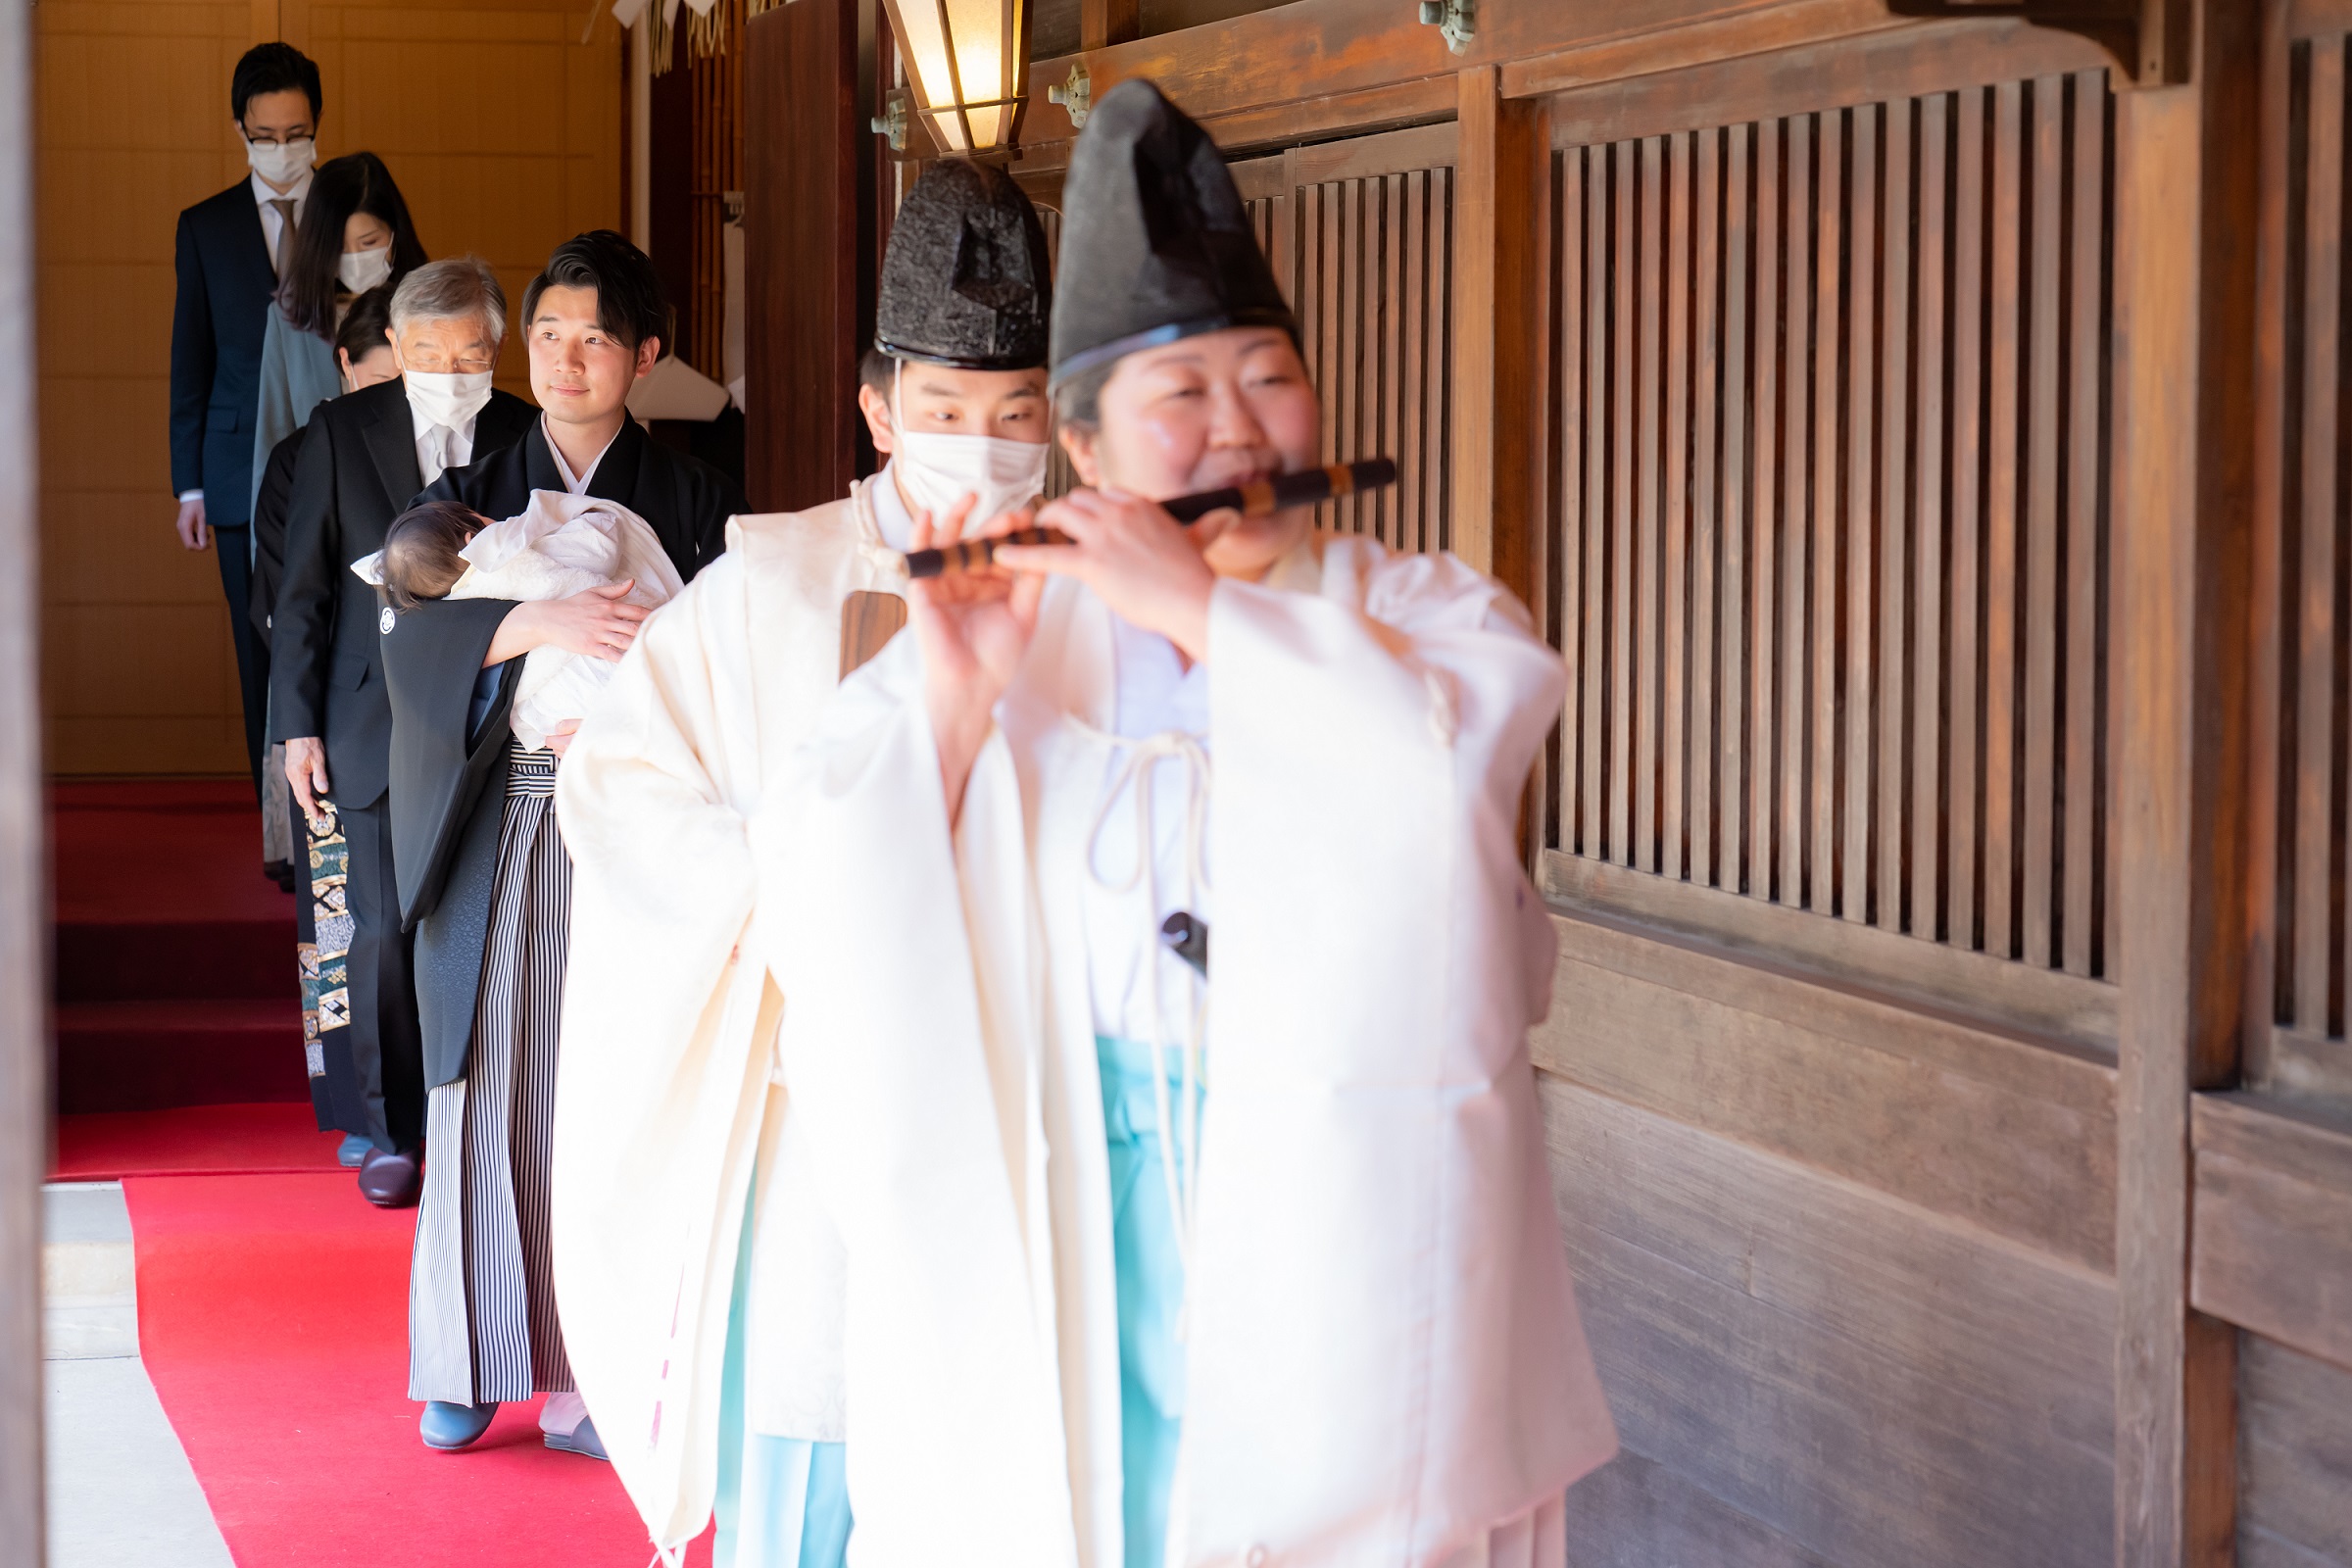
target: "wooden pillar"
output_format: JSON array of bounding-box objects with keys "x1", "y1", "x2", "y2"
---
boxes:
[
  {"x1": 1449, "y1": 66, "x2": 1549, "y2": 602},
  {"x1": 744, "y1": 0, "x2": 866, "y2": 513},
  {"x1": 0, "y1": 0, "x2": 46, "y2": 1557},
  {"x1": 2110, "y1": 0, "x2": 2259, "y2": 1562}
]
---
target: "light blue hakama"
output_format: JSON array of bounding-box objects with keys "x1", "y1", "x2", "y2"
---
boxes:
[
  {"x1": 1099, "y1": 1035, "x2": 1206, "y2": 1568},
  {"x1": 714, "y1": 1191, "x2": 852, "y2": 1568}
]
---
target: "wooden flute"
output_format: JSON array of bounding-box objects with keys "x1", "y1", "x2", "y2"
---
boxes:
[{"x1": 900, "y1": 457, "x2": 1400, "y2": 580}]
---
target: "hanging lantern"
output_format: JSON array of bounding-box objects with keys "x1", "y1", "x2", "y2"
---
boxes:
[{"x1": 877, "y1": 0, "x2": 1032, "y2": 154}]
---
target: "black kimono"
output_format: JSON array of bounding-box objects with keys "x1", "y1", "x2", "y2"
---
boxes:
[{"x1": 379, "y1": 412, "x2": 743, "y2": 1404}]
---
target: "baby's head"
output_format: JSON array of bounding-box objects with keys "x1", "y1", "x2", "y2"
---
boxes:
[{"x1": 380, "y1": 501, "x2": 488, "y2": 611}]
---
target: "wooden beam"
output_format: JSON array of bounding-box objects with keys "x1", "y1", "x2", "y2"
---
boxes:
[
  {"x1": 1449, "y1": 66, "x2": 1547, "y2": 597},
  {"x1": 0, "y1": 0, "x2": 44, "y2": 1560},
  {"x1": 1081, "y1": 0, "x2": 1140, "y2": 52},
  {"x1": 2110, "y1": 0, "x2": 2259, "y2": 1561}
]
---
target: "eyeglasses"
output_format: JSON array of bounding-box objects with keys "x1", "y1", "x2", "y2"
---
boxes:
[{"x1": 241, "y1": 128, "x2": 316, "y2": 147}]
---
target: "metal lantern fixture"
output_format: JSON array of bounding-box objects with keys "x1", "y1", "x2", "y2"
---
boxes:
[{"x1": 878, "y1": 0, "x2": 1033, "y2": 154}]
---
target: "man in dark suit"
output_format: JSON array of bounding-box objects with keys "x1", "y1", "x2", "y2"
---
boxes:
[
  {"x1": 271, "y1": 259, "x2": 536, "y2": 1207},
  {"x1": 171, "y1": 41, "x2": 323, "y2": 799}
]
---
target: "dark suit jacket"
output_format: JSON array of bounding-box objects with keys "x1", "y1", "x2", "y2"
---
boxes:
[
  {"x1": 171, "y1": 181, "x2": 277, "y2": 528},
  {"x1": 247, "y1": 424, "x2": 307, "y2": 645},
  {"x1": 267, "y1": 378, "x2": 537, "y2": 809},
  {"x1": 386, "y1": 415, "x2": 744, "y2": 1088}
]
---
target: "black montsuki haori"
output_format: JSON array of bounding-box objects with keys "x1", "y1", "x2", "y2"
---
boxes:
[
  {"x1": 1048, "y1": 77, "x2": 1298, "y2": 389},
  {"x1": 875, "y1": 158, "x2": 1053, "y2": 370}
]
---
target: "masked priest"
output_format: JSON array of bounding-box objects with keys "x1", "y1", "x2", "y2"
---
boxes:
[
  {"x1": 545, "y1": 160, "x2": 1053, "y2": 1567},
  {"x1": 752, "y1": 80, "x2": 1619, "y2": 1567}
]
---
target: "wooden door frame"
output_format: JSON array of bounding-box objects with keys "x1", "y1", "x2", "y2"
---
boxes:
[{"x1": 0, "y1": 0, "x2": 47, "y2": 1555}]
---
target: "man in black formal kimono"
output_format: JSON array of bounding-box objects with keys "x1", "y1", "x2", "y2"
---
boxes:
[
  {"x1": 270, "y1": 258, "x2": 536, "y2": 1205},
  {"x1": 378, "y1": 230, "x2": 742, "y2": 1454},
  {"x1": 171, "y1": 42, "x2": 322, "y2": 801}
]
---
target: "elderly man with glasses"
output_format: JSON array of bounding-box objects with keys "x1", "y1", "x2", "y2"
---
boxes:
[{"x1": 270, "y1": 258, "x2": 538, "y2": 1208}]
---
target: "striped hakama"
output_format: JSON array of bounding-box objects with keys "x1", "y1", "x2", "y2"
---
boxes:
[{"x1": 409, "y1": 743, "x2": 575, "y2": 1404}]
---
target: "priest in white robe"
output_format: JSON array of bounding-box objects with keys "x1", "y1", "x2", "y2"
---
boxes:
[
  {"x1": 753, "y1": 77, "x2": 1616, "y2": 1568},
  {"x1": 549, "y1": 159, "x2": 1056, "y2": 1567}
]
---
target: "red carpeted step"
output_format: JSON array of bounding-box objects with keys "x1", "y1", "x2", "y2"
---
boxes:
[
  {"x1": 51, "y1": 778, "x2": 304, "y2": 1109},
  {"x1": 54, "y1": 1000, "x2": 311, "y2": 1114},
  {"x1": 53, "y1": 1102, "x2": 343, "y2": 1180},
  {"x1": 54, "y1": 919, "x2": 295, "y2": 1004}
]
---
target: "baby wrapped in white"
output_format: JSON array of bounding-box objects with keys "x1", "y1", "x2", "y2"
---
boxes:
[{"x1": 358, "y1": 489, "x2": 683, "y2": 751}]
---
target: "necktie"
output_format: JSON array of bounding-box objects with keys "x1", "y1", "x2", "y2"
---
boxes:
[
  {"x1": 422, "y1": 425, "x2": 456, "y2": 485},
  {"x1": 267, "y1": 198, "x2": 297, "y2": 278}
]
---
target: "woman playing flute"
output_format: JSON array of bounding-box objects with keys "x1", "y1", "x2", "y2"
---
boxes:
[{"x1": 756, "y1": 77, "x2": 1616, "y2": 1568}]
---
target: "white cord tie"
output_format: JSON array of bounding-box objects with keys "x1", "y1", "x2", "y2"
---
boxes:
[{"x1": 1077, "y1": 721, "x2": 1210, "y2": 1315}]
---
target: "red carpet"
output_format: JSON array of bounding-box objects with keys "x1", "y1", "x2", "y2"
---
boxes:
[
  {"x1": 124, "y1": 1172, "x2": 715, "y2": 1566},
  {"x1": 53, "y1": 1102, "x2": 344, "y2": 1180}
]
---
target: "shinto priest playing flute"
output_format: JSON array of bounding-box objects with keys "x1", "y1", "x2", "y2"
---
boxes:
[{"x1": 753, "y1": 79, "x2": 1618, "y2": 1567}]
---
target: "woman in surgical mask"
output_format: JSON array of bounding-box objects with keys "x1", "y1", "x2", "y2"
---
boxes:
[{"x1": 248, "y1": 151, "x2": 429, "y2": 517}]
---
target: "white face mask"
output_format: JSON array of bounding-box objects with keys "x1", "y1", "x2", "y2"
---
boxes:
[
  {"x1": 338, "y1": 246, "x2": 392, "y2": 294},
  {"x1": 889, "y1": 364, "x2": 1049, "y2": 528},
  {"x1": 403, "y1": 369, "x2": 495, "y2": 433},
  {"x1": 245, "y1": 135, "x2": 316, "y2": 190}
]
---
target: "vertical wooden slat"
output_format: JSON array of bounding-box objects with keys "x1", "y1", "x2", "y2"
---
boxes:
[
  {"x1": 1612, "y1": 137, "x2": 1639, "y2": 864},
  {"x1": 1664, "y1": 132, "x2": 1693, "y2": 880},
  {"x1": 2024, "y1": 74, "x2": 2066, "y2": 967},
  {"x1": 1844, "y1": 105, "x2": 1878, "y2": 923},
  {"x1": 2296, "y1": 39, "x2": 2342, "y2": 1032},
  {"x1": 1582, "y1": 148, "x2": 1608, "y2": 862},
  {"x1": 2064, "y1": 68, "x2": 2107, "y2": 976},
  {"x1": 1636, "y1": 137, "x2": 1666, "y2": 873},
  {"x1": 1430, "y1": 167, "x2": 1455, "y2": 555},
  {"x1": 1810, "y1": 109, "x2": 1842, "y2": 913},
  {"x1": 1401, "y1": 169, "x2": 1430, "y2": 554},
  {"x1": 1373, "y1": 172, "x2": 1392, "y2": 545},
  {"x1": 1691, "y1": 127, "x2": 1723, "y2": 889},
  {"x1": 1782, "y1": 112, "x2": 1813, "y2": 906},
  {"x1": 1752, "y1": 119, "x2": 1784, "y2": 896},
  {"x1": 1951, "y1": 85, "x2": 1987, "y2": 952},
  {"x1": 1722, "y1": 122, "x2": 1752, "y2": 895},
  {"x1": 1984, "y1": 78, "x2": 2024, "y2": 959},
  {"x1": 1557, "y1": 151, "x2": 1585, "y2": 849},
  {"x1": 1914, "y1": 92, "x2": 1950, "y2": 941},
  {"x1": 1316, "y1": 182, "x2": 1341, "y2": 485},
  {"x1": 1878, "y1": 97, "x2": 1913, "y2": 934},
  {"x1": 2305, "y1": 36, "x2": 2342, "y2": 1029},
  {"x1": 1354, "y1": 174, "x2": 1373, "y2": 533}
]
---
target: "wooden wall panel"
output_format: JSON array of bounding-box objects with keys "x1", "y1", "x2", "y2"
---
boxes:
[
  {"x1": 34, "y1": 0, "x2": 622, "y2": 776},
  {"x1": 1538, "y1": 910, "x2": 2118, "y2": 1269},
  {"x1": 1546, "y1": 67, "x2": 2117, "y2": 984},
  {"x1": 1542, "y1": 1072, "x2": 2117, "y2": 1568},
  {"x1": 2238, "y1": 1334, "x2": 2352, "y2": 1568}
]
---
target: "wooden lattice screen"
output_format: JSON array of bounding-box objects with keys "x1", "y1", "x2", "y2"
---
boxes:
[
  {"x1": 2266, "y1": 27, "x2": 2352, "y2": 1044},
  {"x1": 1547, "y1": 72, "x2": 2116, "y2": 976},
  {"x1": 1030, "y1": 126, "x2": 1455, "y2": 544}
]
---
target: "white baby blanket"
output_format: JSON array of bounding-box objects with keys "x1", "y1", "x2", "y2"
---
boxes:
[{"x1": 354, "y1": 490, "x2": 683, "y2": 750}]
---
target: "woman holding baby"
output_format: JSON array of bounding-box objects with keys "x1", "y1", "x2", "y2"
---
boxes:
[{"x1": 376, "y1": 231, "x2": 744, "y2": 1457}]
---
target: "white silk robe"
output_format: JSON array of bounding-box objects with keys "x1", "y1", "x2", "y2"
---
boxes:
[
  {"x1": 549, "y1": 479, "x2": 904, "y2": 1553},
  {"x1": 756, "y1": 534, "x2": 1618, "y2": 1568}
]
